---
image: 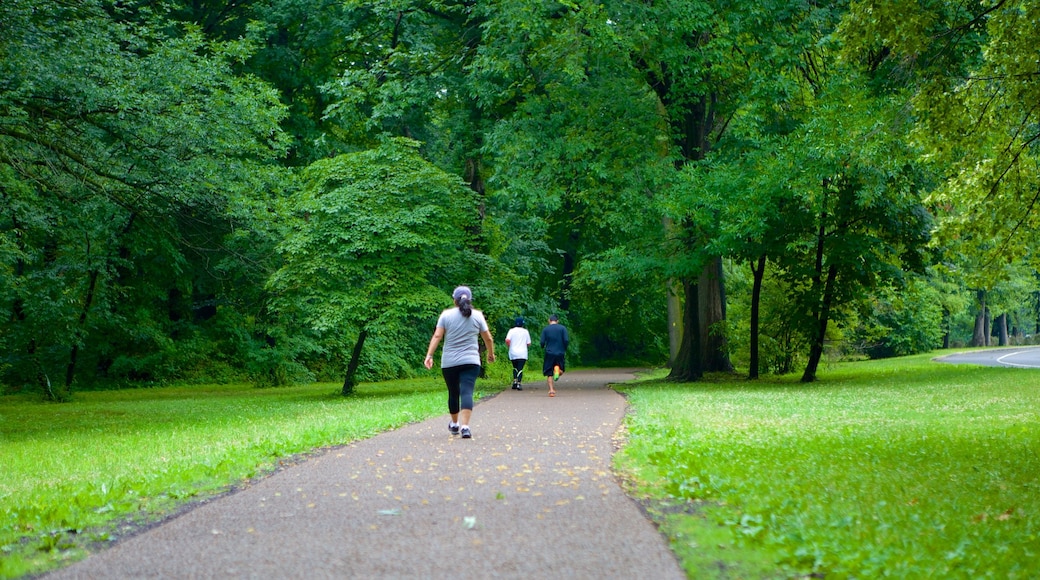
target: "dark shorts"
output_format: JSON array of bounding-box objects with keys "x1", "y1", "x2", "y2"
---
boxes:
[{"x1": 543, "y1": 353, "x2": 565, "y2": 377}]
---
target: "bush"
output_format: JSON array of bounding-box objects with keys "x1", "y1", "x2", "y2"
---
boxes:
[{"x1": 851, "y1": 282, "x2": 943, "y2": 359}]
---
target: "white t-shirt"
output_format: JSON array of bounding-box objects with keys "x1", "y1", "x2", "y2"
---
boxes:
[
  {"x1": 436, "y1": 308, "x2": 489, "y2": 368},
  {"x1": 505, "y1": 327, "x2": 531, "y2": 360}
]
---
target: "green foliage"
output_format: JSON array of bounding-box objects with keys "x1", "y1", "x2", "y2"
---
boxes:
[
  {"x1": 725, "y1": 261, "x2": 809, "y2": 376},
  {"x1": 267, "y1": 138, "x2": 481, "y2": 387},
  {"x1": 618, "y1": 356, "x2": 1040, "y2": 578},
  {"x1": 850, "y1": 279, "x2": 945, "y2": 358},
  {"x1": 841, "y1": 1, "x2": 1040, "y2": 272},
  {"x1": 0, "y1": 0, "x2": 290, "y2": 395}
]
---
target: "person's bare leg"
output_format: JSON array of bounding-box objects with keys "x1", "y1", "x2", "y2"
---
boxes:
[
  {"x1": 451, "y1": 412, "x2": 459, "y2": 424},
  {"x1": 459, "y1": 409, "x2": 472, "y2": 426},
  {"x1": 547, "y1": 376, "x2": 556, "y2": 395}
]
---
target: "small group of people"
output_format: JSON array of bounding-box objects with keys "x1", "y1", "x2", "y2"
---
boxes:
[
  {"x1": 505, "y1": 314, "x2": 568, "y2": 397},
  {"x1": 424, "y1": 286, "x2": 569, "y2": 439}
]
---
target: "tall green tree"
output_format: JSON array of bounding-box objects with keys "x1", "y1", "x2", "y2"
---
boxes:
[
  {"x1": 773, "y1": 80, "x2": 931, "y2": 382},
  {"x1": 267, "y1": 139, "x2": 479, "y2": 394},
  {"x1": 614, "y1": 0, "x2": 736, "y2": 380},
  {"x1": 608, "y1": 0, "x2": 852, "y2": 379}
]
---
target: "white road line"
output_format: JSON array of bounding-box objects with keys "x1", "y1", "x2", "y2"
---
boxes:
[{"x1": 995, "y1": 350, "x2": 1040, "y2": 368}]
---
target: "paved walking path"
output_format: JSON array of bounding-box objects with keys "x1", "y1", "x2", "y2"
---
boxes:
[{"x1": 49, "y1": 369, "x2": 685, "y2": 579}]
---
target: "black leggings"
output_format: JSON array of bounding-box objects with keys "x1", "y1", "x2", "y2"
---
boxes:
[
  {"x1": 442, "y1": 364, "x2": 481, "y2": 414},
  {"x1": 511, "y1": 358, "x2": 527, "y2": 382}
]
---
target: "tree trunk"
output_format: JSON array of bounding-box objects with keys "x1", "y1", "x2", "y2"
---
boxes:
[
  {"x1": 63, "y1": 268, "x2": 99, "y2": 395},
  {"x1": 699, "y1": 256, "x2": 733, "y2": 373},
  {"x1": 802, "y1": 192, "x2": 831, "y2": 384},
  {"x1": 342, "y1": 328, "x2": 368, "y2": 396},
  {"x1": 662, "y1": 217, "x2": 681, "y2": 365},
  {"x1": 464, "y1": 154, "x2": 488, "y2": 252},
  {"x1": 996, "y1": 313, "x2": 1009, "y2": 346},
  {"x1": 667, "y1": 277, "x2": 702, "y2": 381},
  {"x1": 971, "y1": 312, "x2": 986, "y2": 346},
  {"x1": 656, "y1": 90, "x2": 729, "y2": 378},
  {"x1": 971, "y1": 290, "x2": 987, "y2": 347},
  {"x1": 667, "y1": 279, "x2": 682, "y2": 365},
  {"x1": 749, "y1": 255, "x2": 766, "y2": 379},
  {"x1": 559, "y1": 247, "x2": 576, "y2": 312},
  {"x1": 802, "y1": 264, "x2": 838, "y2": 383}
]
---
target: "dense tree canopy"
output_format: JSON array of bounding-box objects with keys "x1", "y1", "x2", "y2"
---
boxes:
[
  {"x1": 1, "y1": 0, "x2": 288, "y2": 397},
  {"x1": 2, "y1": 0, "x2": 1038, "y2": 396}
]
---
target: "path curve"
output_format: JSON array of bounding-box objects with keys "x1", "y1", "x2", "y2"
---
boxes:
[
  {"x1": 48, "y1": 369, "x2": 685, "y2": 579},
  {"x1": 935, "y1": 346, "x2": 1040, "y2": 368}
]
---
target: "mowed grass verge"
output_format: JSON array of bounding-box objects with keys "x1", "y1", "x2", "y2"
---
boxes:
[
  {"x1": 616, "y1": 354, "x2": 1040, "y2": 579},
  {"x1": 0, "y1": 376, "x2": 504, "y2": 578}
]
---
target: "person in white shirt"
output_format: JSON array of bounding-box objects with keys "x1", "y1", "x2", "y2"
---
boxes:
[{"x1": 505, "y1": 317, "x2": 532, "y2": 391}]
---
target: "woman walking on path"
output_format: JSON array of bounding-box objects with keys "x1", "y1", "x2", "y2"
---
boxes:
[
  {"x1": 424, "y1": 286, "x2": 496, "y2": 439},
  {"x1": 540, "y1": 314, "x2": 569, "y2": 397},
  {"x1": 505, "y1": 317, "x2": 531, "y2": 390}
]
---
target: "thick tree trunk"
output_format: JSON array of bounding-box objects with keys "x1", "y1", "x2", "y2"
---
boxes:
[
  {"x1": 699, "y1": 257, "x2": 733, "y2": 373},
  {"x1": 465, "y1": 155, "x2": 487, "y2": 244},
  {"x1": 802, "y1": 264, "x2": 838, "y2": 383},
  {"x1": 667, "y1": 277, "x2": 702, "y2": 381},
  {"x1": 342, "y1": 328, "x2": 368, "y2": 396},
  {"x1": 660, "y1": 92, "x2": 729, "y2": 377},
  {"x1": 749, "y1": 255, "x2": 766, "y2": 379},
  {"x1": 996, "y1": 313, "x2": 1009, "y2": 346},
  {"x1": 972, "y1": 312, "x2": 987, "y2": 347}
]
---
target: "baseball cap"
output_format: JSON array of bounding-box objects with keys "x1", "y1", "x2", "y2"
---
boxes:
[{"x1": 452, "y1": 286, "x2": 472, "y2": 302}]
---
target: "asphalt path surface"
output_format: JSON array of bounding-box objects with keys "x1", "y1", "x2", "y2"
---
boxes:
[
  {"x1": 935, "y1": 346, "x2": 1040, "y2": 368},
  {"x1": 47, "y1": 369, "x2": 685, "y2": 580}
]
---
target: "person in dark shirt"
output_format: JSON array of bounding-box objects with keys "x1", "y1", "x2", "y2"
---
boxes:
[{"x1": 539, "y1": 314, "x2": 569, "y2": 397}]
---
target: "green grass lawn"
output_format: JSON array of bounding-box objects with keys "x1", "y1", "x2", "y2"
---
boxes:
[
  {"x1": 0, "y1": 373, "x2": 507, "y2": 578},
  {"x1": 616, "y1": 354, "x2": 1040, "y2": 578}
]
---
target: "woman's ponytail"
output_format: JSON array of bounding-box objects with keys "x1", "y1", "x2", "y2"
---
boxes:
[{"x1": 452, "y1": 286, "x2": 474, "y2": 317}]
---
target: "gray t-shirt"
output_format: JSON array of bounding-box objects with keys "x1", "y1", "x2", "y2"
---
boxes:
[{"x1": 437, "y1": 308, "x2": 489, "y2": 368}]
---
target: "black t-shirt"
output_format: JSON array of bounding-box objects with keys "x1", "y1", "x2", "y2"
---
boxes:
[{"x1": 540, "y1": 324, "x2": 569, "y2": 355}]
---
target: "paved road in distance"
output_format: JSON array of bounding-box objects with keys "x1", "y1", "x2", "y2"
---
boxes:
[{"x1": 936, "y1": 346, "x2": 1040, "y2": 368}]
